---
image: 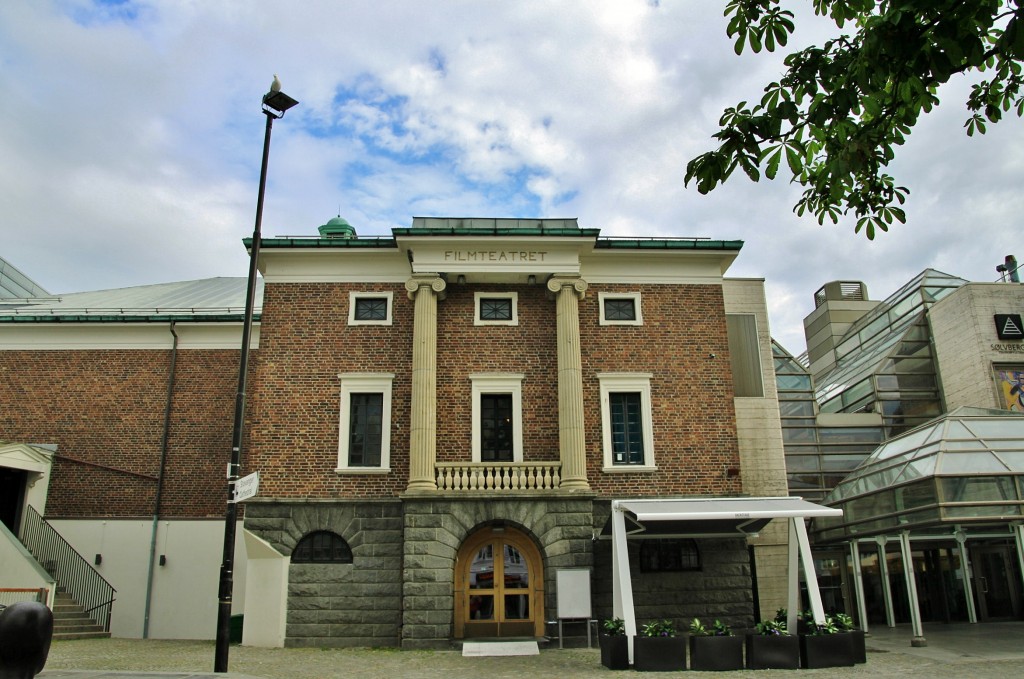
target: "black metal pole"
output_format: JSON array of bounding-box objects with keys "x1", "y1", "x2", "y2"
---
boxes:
[{"x1": 213, "y1": 104, "x2": 276, "y2": 673}]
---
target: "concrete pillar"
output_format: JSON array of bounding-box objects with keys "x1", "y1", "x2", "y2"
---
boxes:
[
  {"x1": 405, "y1": 274, "x2": 446, "y2": 492},
  {"x1": 547, "y1": 276, "x2": 590, "y2": 491}
]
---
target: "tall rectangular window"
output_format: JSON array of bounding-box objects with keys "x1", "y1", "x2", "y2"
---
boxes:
[
  {"x1": 598, "y1": 373, "x2": 655, "y2": 470},
  {"x1": 610, "y1": 392, "x2": 645, "y2": 465},
  {"x1": 337, "y1": 373, "x2": 393, "y2": 473},
  {"x1": 480, "y1": 394, "x2": 514, "y2": 462},
  {"x1": 348, "y1": 393, "x2": 383, "y2": 467}
]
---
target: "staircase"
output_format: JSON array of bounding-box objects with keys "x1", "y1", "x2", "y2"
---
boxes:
[{"x1": 51, "y1": 591, "x2": 110, "y2": 640}]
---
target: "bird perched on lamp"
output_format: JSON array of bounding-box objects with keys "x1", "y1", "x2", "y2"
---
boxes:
[{"x1": 270, "y1": 74, "x2": 282, "y2": 93}]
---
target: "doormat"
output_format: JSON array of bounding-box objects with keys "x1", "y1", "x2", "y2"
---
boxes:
[{"x1": 462, "y1": 640, "x2": 540, "y2": 657}]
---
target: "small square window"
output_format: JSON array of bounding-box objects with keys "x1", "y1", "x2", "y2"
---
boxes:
[
  {"x1": 355, "y1": 298, "x2": 388, "y2": 321},
  {"x1": 480, "y1": 298, "x2": 512, "y2": 321},
  {"x1": 474, "y1": 292, "x2": 518, "y2": 326},
  {"x1": 604, "y1": 298, "x2": 636, "y2": 321},
  {"x1": 599, "y1": 292, "x2": 643, "y2": 326},
  {"x1": 349, "y1": 292, "x2": 393, "y2": 326}
]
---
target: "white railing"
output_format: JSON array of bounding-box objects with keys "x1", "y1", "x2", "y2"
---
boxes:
[{"x1": 435, "y1": 462, "x2": 562, "y2": 491}]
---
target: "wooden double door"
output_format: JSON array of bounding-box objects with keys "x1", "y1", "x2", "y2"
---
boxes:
[{"x1": 454, "y1": 526, "x2": 544, "y2": 638}]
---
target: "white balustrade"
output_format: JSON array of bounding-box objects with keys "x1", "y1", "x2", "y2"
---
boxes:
[{"x1": 435, "y1": 462, "x2": 562, "y2": 491}]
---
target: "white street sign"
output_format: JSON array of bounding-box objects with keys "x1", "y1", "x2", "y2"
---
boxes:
[{"x1": 233, "y1": 471, "x2": 260, "y2": 503}]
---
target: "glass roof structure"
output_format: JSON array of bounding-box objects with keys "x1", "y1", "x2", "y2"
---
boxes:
[
  {"x1": 814, "y1": 269, "x2": 967, "y2": 436},
  {"x1": 814, "y1": 407, "x2": 1024, "y2": 543}
]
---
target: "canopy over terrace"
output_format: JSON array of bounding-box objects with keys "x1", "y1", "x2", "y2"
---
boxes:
[
  {"x1": 605, "y1": 497, "x2": 841, "y2": 659},
  {"x1": 813, "y1": 407, "x2": 1024, "y2": 645}
]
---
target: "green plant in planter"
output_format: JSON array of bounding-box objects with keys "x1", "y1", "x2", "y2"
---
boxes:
[
  {"x1": 603, "y1": 617, "x2": 625, "y2": 636},
  {"x1": 829, "y1": 613, "x2": 866, "y2": 664},
  {"x1": 690, "y1": 619, "x2": 742, "y2": 671},
  {"x1": 755, "y1": 618, "x2": 787, "y2": 635},
  {"x1": 808, "y1": 617, "x2": 839, "y2": 635},
  {"x1": 831, "y1": 613, "x2": 855, "y2": 631},
  {"x1": 747, "y1": 618, "x2": 799, "y2": 669},
  {"x1": 599, "y1": 618, "x2": 629, "y2": 670},
  {"x1": 640, "y1": 619, "x2": 676, "y2": 637},
  {"x1": 635, "y1": 620, "x2": 685, "y2": 671}
]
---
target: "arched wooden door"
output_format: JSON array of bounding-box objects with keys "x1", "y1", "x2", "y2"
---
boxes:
[{"x1": 454, "y1": 526, "x2": 544, "y2": 638}]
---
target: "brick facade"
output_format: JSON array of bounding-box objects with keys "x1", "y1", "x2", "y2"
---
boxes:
[{"x1": 0, "y1": 347, "x2": 237, "y2": 518}]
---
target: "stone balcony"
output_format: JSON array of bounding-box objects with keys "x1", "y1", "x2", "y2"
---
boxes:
[{"x1": 434, "y1": 461, "x2": 562, "y2": 492}]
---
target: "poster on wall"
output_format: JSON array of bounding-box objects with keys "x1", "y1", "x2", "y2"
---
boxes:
[{"x1": 994, "y1": 366, "x2": 1024, "y2": 411}]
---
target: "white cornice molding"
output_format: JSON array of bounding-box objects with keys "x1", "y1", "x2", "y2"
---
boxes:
[
  {"x1": 257, "y1": 249, "x2": 410, "y2": 283},
  {"x1": 581, "y1": 250, "x2": 736, "y2": 284},
  {"x1": 0, "y1": 323, "x2": 254, "y2": 350}
]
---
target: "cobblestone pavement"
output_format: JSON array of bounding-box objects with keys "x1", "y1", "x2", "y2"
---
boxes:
[{"x1": 39, "y1": 625, "x2": 1024, "y2": 679}]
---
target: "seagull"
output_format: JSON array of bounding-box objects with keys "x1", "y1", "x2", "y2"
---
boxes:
[{"x1": 270, "y1": 74, "x2": 282, "y2": 93}]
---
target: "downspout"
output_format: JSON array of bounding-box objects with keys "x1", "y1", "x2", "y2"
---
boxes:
[{"x1": 143, "y1": 321, "x2": 178, "y2": 638}]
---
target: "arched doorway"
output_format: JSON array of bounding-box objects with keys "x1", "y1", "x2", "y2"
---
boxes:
[{"x1": 454, "y1": 525, "x2": 544, "y2": 639}]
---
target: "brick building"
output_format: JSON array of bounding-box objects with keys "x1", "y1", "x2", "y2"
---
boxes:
[{"x1": 0, "y1": 218, "x2": 794, "y2": 647}]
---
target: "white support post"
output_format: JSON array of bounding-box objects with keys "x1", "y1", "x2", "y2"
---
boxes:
[
  {"x1": 899, "y1": 530, "x2": 927, "y2": 647},
  {"x1": 793, "y1": 517, "x2": 827, "y2": 626},
  {"x1": 1014, "y1": 524, "x2": 1024, "y2": 600},
  {"x1": 610, "y1": 503, "x2": 636, "y2": 663},
  {"x1": 877, "y1": 536, "x2": 896, "y2": 628},
  {"x1": 955, "y1": 529, "x2": 977, "y2": 624},
  {"x1": 850, "y1": 541, "x2": 869, "y2": 633},
  {"x1": 787, "y1": 518, "x2": 800, "y2": 634}
]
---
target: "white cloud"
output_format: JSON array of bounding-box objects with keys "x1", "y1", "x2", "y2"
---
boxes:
[{"x1": 1, "y1": 0, "x2": 1020, "y2": 354}]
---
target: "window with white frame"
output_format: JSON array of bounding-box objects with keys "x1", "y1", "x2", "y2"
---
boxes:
[
  {"x1": 474, "y1": 292, "x2": 518, "y2": 326},
  {"x1": 599, "y1": 292, "x2": 643, "y2": 326},
  {"x1": 470, "y1": 374, "x2": 524, "y2": 462},
  {"x1": 598, "y1": 373, "x2": 655, "y2": 469},
  {"x1": 337, "y1": 373, "x2": 393, "y2": 473},
  {"x1": 348, "y1": 291, "x2": 394, "y2": 325}
]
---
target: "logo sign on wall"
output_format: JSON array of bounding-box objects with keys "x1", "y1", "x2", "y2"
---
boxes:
[{"x1": 995, "y1": 314, "x2": 1024, "y2": 341}]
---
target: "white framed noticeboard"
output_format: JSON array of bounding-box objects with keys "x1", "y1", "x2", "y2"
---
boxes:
[{"x1": 556, "y1": 568, "x2": 592, "y2": 619}]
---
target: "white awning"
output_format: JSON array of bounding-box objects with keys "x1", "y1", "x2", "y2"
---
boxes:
[
  {"x1": 609, "y1": 496, "x2": 843, "y2": 663},
  {"x1": 601, "y1": 496, "x2": 842, "y2": 539}
]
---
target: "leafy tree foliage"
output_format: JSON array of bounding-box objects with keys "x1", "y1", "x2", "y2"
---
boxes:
[{"x1": 685, "y1": 1, "x2": 1024, "y2": 238}]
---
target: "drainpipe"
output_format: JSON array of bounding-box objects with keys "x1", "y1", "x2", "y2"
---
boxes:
[{"x1": 143, "y1": 321, "x2": 178, "y2": 638}]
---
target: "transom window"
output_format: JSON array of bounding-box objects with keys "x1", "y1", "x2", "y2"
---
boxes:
[
  {"x1": 474, "y1": 292, "x2": 518, "y2": 326},
  {"x1": 292, "y1": 531, "x2": 353, "y2": 564},
  {"x1": 348, "y1": 291, "x2": 393, "y2": 325},
  {"x1": 598, "y1": 373, "x2": 656, "y2": 470},
  {"x1": 599, "y1": 292, "x2": 643, "y2": 326},
  {"x1": 639, "y1": 539, "x2": 701, "y2": 573}
]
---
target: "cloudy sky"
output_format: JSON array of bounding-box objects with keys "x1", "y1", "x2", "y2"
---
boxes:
[{"x1": 2, "y1": 0, "x2": 1020, "y2": 352}]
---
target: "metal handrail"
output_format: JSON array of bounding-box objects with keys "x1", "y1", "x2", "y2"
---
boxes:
[{"x1": 19, "y1": 506, "x2": 116, "y2": 631}]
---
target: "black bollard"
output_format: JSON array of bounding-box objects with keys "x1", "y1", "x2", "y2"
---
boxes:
[{"x1": 0, "y1": 602, "x2": 54, "y2": 679}]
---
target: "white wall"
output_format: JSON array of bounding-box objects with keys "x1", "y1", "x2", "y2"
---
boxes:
[
  {"x1": 48, "y1": 518, "x2": 246, "y2": 639},
  {"x1": 0, "y1": 520, "x2": 56, "y2": 607}
]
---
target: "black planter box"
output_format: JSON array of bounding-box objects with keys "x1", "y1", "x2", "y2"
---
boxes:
[
  {"x1": 799, "y1": 632, "x2": 856, "y2": 668},
  {"x1": 848, "y1": 629, "x2": 867, "y2": 664},
  {"x1": 633, "y1": 635, "x2": 687, "y2": 672},
  {"x1": 745, "y1": 633, "x2": 800, "y2": 670},
  {"x1": 689, "y1": 635, "x2": 743, "y2": 671},
  {"x1": 599, "y1": 634, "x2": 630, "y2": 670}
]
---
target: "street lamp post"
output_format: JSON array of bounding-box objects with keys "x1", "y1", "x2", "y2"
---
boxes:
[{"x1": 213, "y1": 81, "x2": 298, "y2": 673}]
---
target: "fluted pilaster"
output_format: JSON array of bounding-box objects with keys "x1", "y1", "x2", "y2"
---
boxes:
[
  {"x1": 547, "y1": 276, "x2": 591, "y2": 490},
  {"x1": 405, "y1": 274, "x2": 446, "y2": 492}
]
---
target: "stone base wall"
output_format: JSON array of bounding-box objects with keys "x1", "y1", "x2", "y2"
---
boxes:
[
  {"x1": 244, "y1": 500, "x2": 404, "y2": 648},
  {"x1": 400, "y1": 495, "x2": 594, "y2": 649}
]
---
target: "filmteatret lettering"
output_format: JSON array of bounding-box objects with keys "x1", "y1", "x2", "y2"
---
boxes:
[{"x1": 444, "y1": 250, "x2": 548, "y2": 262}]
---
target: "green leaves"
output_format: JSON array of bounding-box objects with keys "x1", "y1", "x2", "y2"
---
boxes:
[{"x1": 689, "y1": 0, "x2": 1024, "y2": 239}]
